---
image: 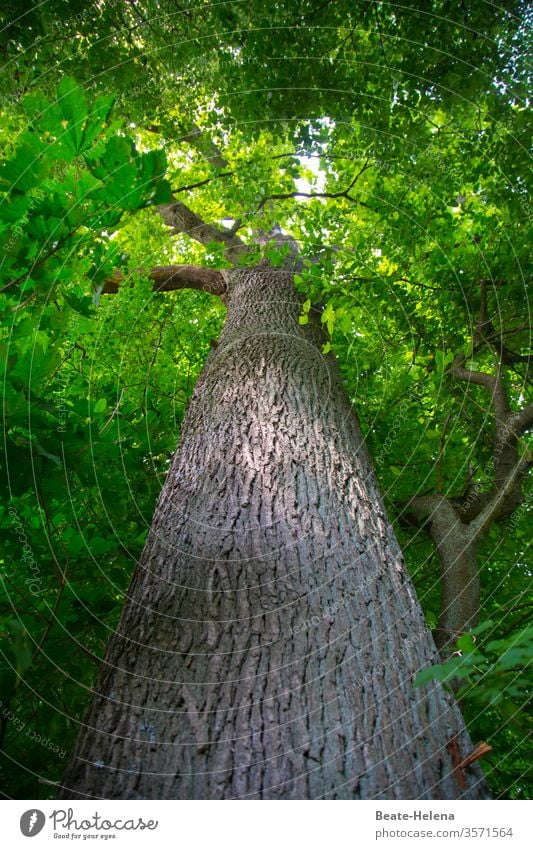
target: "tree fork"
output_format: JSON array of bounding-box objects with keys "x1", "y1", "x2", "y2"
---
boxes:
[
  {"x1": 404, "y1": 284, "x2": 532, "y2": 653},
  {"x1": 102, "y1": 264, "x2": 227, "y2": 296}
]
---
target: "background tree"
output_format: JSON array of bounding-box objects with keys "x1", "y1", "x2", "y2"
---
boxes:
[{"x1": 0, "y1": 0, "x2": 530, "y2": 798}]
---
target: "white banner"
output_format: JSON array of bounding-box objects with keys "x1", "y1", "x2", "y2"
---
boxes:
[{"x1": 1, "y1": 799, "x2": 531, "y2": 848}]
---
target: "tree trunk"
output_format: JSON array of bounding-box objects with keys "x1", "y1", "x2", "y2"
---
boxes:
[
  {"x1": 409, "y1": 496, "x2": 480, "y2": 653},
  {"x1": 58, "y1": 263, "x2": 488, "y2": 800},
  {"x1": 433, "y1": 508, "x2": 480, "y2": 653}
]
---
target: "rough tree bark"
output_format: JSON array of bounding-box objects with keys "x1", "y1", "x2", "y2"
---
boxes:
[
  {"x1": 58, "y1": 262, "x2": 488, "y2": 800},
  {"x1": 404, "y1": 495, "x2": 480, "y2": 653}
]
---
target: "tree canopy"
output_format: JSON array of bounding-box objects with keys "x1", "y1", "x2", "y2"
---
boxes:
[{"x1": 0, "y1": 0, "x2": 531, "y2": 799}]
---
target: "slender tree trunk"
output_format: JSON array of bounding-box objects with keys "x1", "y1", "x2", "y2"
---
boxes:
[
  {"x1": 412, "y1": 497, "x2": 480, "y2": 653},
  {"x1": 58, "y1": 263, "x2": 488, "y2": 800},
  {"x1": 437, "y1": 543, "x2": 480, "y2": 653}
]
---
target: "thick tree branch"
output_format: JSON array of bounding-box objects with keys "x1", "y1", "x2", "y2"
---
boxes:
[
  {"x1": 403, "y1": 492, "x2": 449, "y2": 518},
  {"x1": 470, "y1": 452, "x2": 532, "y2": 540},
  {"x1": 157, "y1": 196, "x2": 245, "y2": 262},
  {"x1": 102, "y1": 265, "x2": 226, "y2": 296},
  {"x1": 451, "y1": 353, "x2": 497, "y2": 391}
]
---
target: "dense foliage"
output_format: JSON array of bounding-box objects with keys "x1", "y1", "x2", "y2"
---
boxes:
[{"x1": 0, "y1": 1, "x2": 531, "y2": 799}]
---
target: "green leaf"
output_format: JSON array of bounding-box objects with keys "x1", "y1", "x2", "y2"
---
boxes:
[
  {"x1": 57, "y1": 76, "x2": 88, "y2": 154},
  {"x1": 80, "y1": 94, "x2": 115, "y2": 150},
  {"x1": 321, "y1": 303, "x2": 335, "y2": 336},
  {"x1": 457, "y1": 633, "x2": 477, "y2": 654},
  {"x1": 0, "y1": 142, "x2": 47, "y2": 192}
]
